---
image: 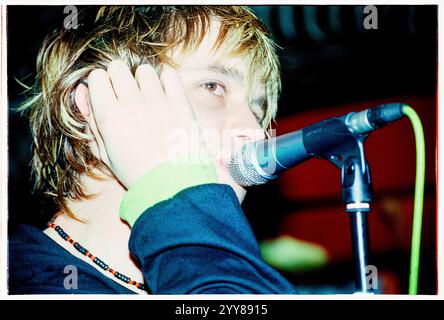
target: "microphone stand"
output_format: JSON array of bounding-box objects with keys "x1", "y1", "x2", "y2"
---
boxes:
[
  {"x1": 313, "y1": 119, "x2": 374, "y2": 293},
  {"x1": 341, "y1": 150, "x2": 374, "y2": 294}
]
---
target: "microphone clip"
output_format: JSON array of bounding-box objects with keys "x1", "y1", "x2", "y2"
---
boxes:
[{"x1": 302, "y1": 117, "x2": 374, "y2": 206}]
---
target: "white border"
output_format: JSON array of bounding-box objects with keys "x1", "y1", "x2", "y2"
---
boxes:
[
  {"x1": 0, "y1": 0, "x2": 440, "y2": 5},
  {"x1": 1, "y1": 294, "x2": 443, "y2": 300},
  {"x1": 437, "y1": 1, "x2": 443, "y2": 297},
  {"x1": 0, "y1": 0, "x2": 441, "y2": 300},
  {"x1": 1, "y1": 4, "x2": 8, "y2": 297}
]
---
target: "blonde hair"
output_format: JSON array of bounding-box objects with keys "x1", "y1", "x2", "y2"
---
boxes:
[{"x1": 19, "y1": 5, "x2": 281, "y2": 218}]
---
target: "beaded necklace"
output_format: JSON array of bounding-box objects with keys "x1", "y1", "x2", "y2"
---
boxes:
[{"x1": 48, "y1": 222, "x2": 146, "y2": 291}]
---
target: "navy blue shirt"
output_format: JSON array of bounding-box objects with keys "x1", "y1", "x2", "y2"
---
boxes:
[{"x1": 9, "y1": 184, "x2": 296, "y2": 294}]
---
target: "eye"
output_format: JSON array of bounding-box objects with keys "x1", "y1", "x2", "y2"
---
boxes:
[{"x1": 202, "y1": 82, "x2": 225, "y2": 97}]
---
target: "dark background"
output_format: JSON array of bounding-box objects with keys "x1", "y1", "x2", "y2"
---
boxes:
[{"x1": 7, "y1": 5, "x2": 437, "y2": 294}]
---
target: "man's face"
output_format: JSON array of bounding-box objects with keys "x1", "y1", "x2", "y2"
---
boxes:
[
  {"x1": 168, "y1": 20, "x2": 267, "y2": 164},
  {"x1": 82, "y1": 20, "x2": 268, "y2": 202}
]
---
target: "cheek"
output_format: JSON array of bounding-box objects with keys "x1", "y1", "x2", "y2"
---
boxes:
[
  {"x1": 194, "y1": 109, "x2": 227, "y2": 158},
  {"x1": 194, "y1": 107, "x2": 226, "y2": 132},
  {"x1": 186, "y1": 90, "x2": 227, "y2": 132},
  {"x1": 184, "y1": 91, "x2": 226, "y2": 158}
]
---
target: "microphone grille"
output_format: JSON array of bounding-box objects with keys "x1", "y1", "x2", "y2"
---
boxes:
[{"x1": 228, "y1": 143, "x2": 269, "y2": 187}]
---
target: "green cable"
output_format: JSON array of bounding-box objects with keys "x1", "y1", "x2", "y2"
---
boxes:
[{"x1": 403, "y1": 105, "x2": 426, "y2": 295}]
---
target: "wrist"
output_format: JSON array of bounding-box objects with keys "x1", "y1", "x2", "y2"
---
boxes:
[{"x1": 119, "y1": 153, "x2": 219, "y2": 227}]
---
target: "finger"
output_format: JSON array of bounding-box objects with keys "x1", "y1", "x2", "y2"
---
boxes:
[
  {"x1": 87, "y1": 68, "x2": 117, "y2": 124},
  {"x1": 161, "y1": 65, "x2": 192, "y2": 114},
  {"x1": 134, "y1": 64, "x2": 165, "y2": 105},
  {"x1": 107, "y1": 60, "x2": 140, "y2": 102}
]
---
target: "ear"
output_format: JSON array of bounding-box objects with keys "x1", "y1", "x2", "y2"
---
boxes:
[{"x1": 74, "y1": 82, "x2": 90, "y2": 118}]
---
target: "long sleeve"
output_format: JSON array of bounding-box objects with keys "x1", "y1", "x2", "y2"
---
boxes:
[{"x1": 128, "y1": 183, "x2": 297, "y2": 294}]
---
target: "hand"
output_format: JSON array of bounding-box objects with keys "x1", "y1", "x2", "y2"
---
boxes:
[
  {"x1": 86, "y1": 60, "x2": 198, "y2": 188},
  {"x1": 85, "y1": 60, "x2": 246, "y2": 202}
]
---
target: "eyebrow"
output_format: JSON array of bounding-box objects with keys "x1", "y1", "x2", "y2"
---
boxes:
[{"x1": 195, "y1": 64, "x2": 245, "y2": 83}]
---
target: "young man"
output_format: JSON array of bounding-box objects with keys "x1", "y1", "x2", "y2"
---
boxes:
[{"x1": 9, "y1": 6, "x2": 296, "y2": 294}]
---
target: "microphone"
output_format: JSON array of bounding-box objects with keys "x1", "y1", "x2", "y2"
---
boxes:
[{"x1": 228, "y1": 103, "x2": 406, "y2": 186}]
